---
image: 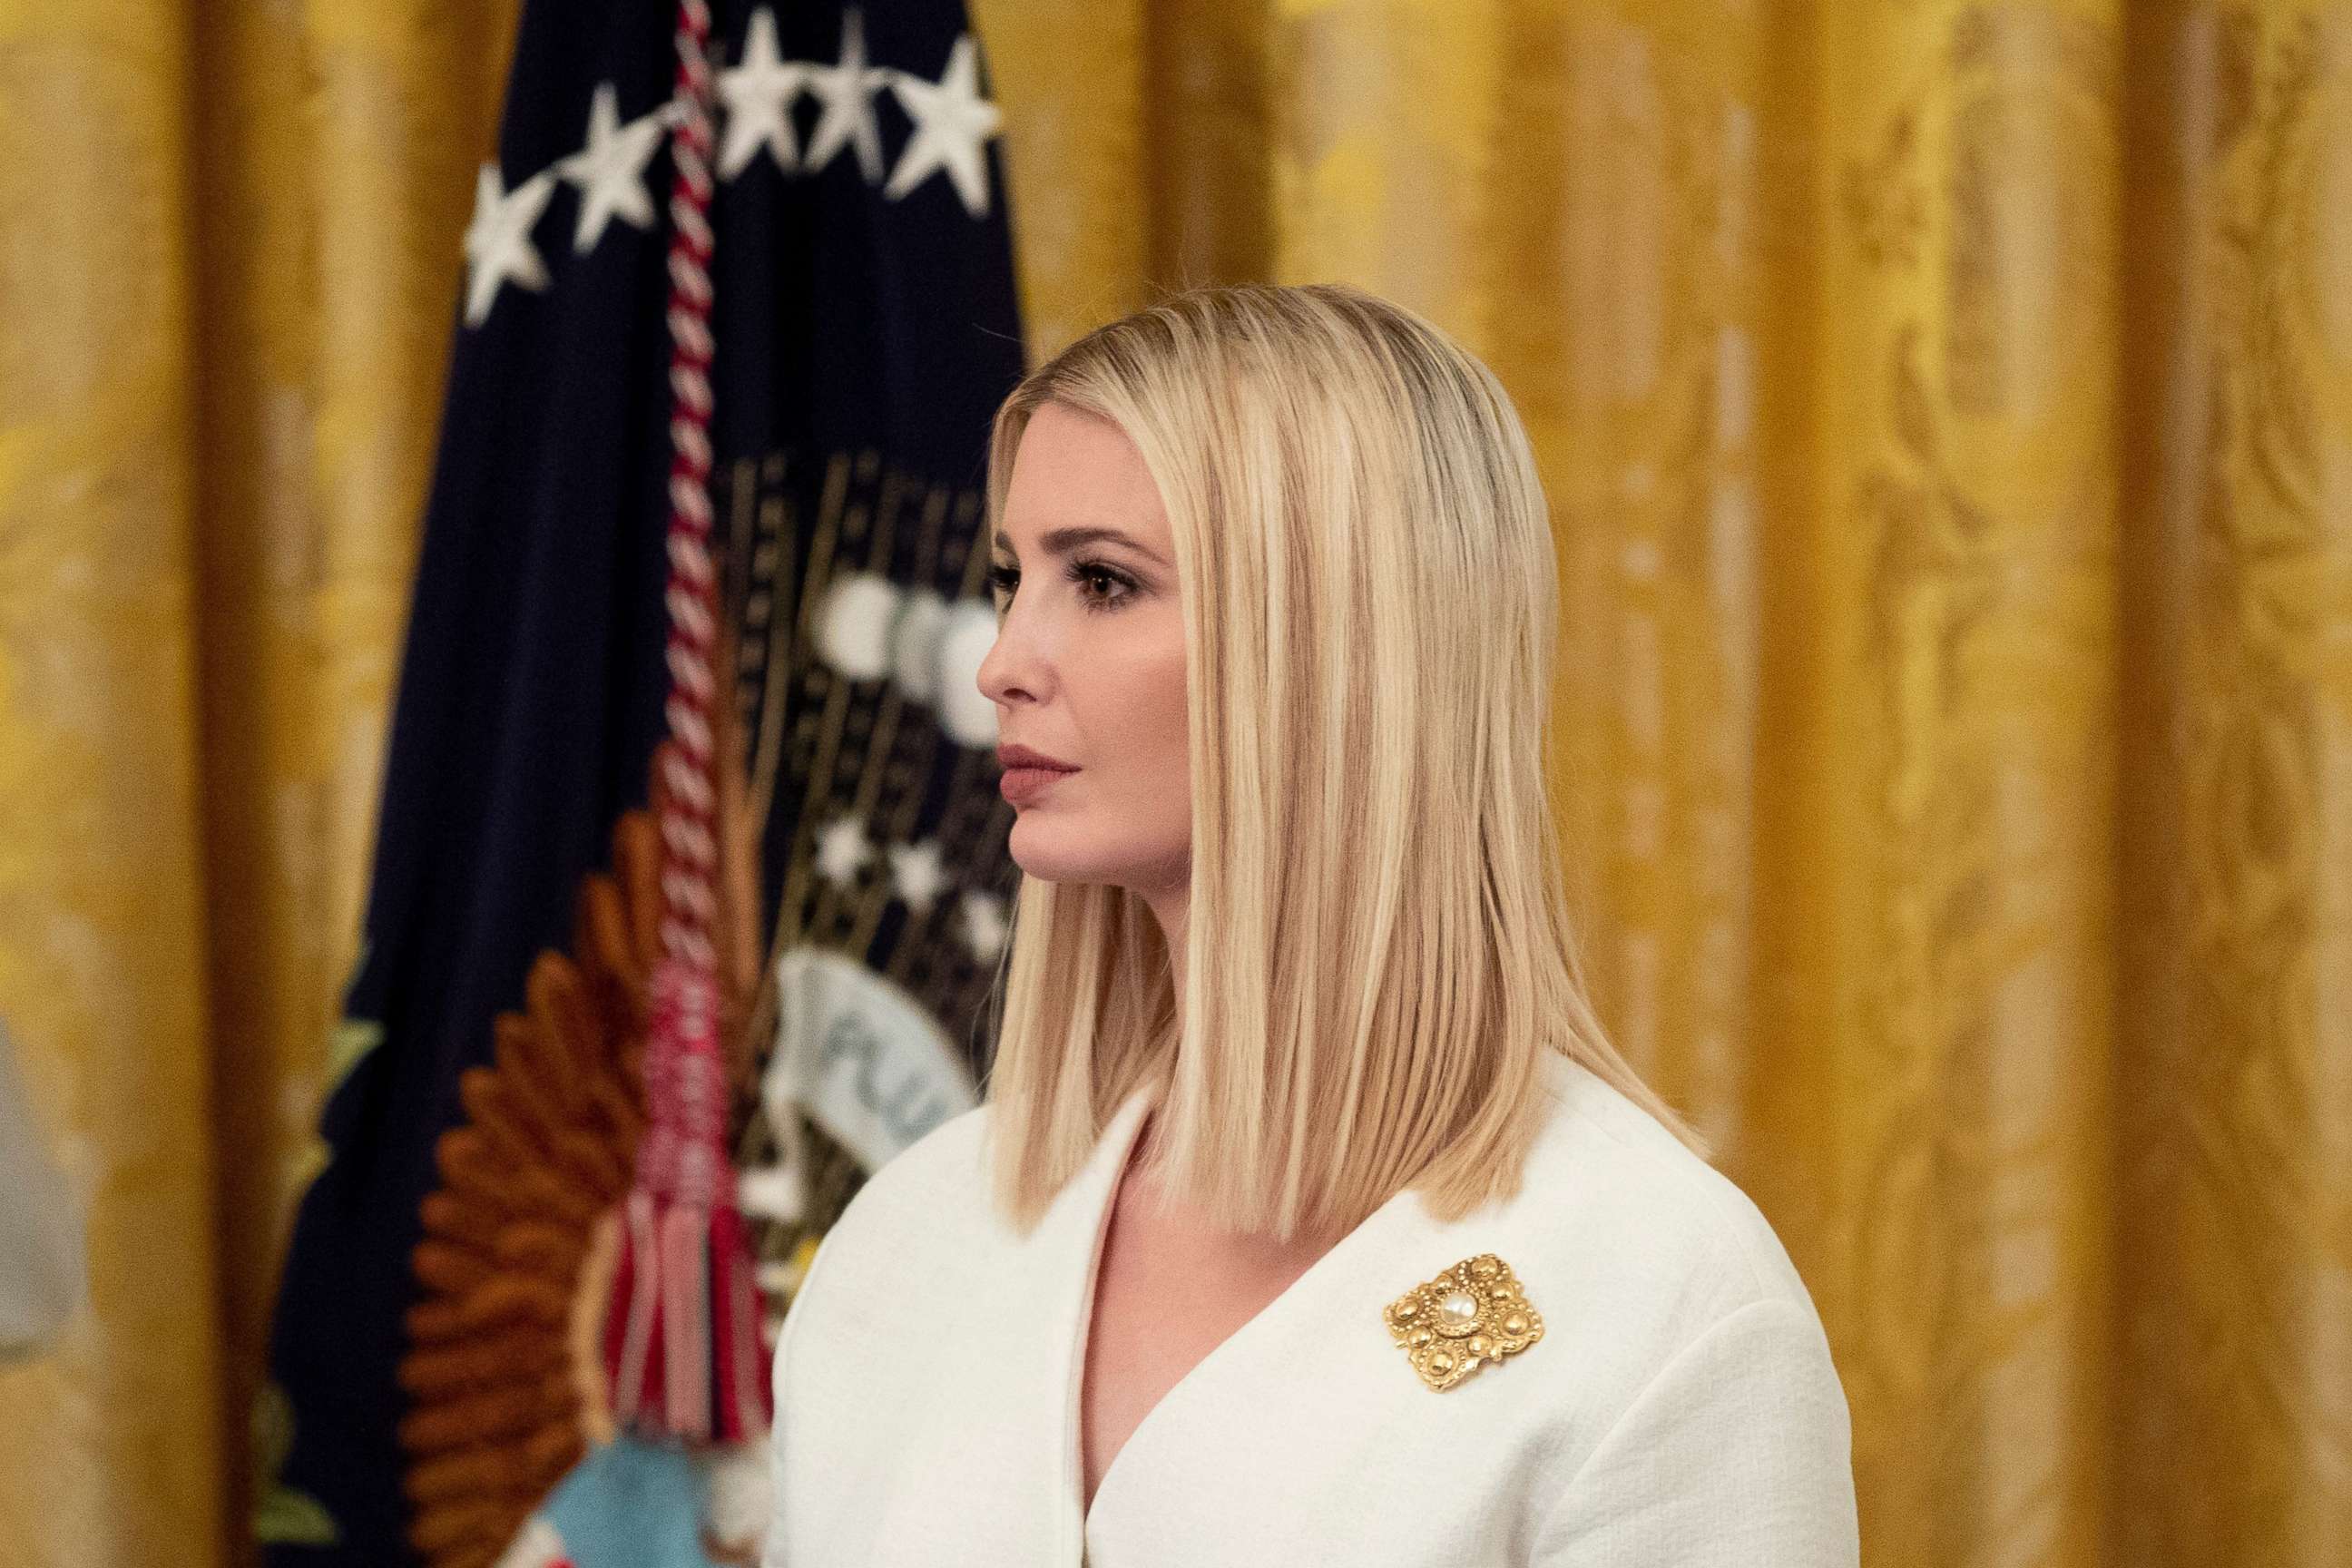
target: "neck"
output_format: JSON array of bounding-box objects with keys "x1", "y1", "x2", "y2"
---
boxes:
[{"x1": 1142, "y1": 883, "x2": 1187, "y2": 1012}]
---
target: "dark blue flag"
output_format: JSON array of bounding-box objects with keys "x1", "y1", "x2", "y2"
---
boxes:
[{"x1": 257, "y1": 1, "x2": 1026, "y2": 1560}]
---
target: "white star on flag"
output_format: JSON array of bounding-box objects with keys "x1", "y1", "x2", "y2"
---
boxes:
[
  {"x1": 556, "y1": 83, "x2": 666, "y2": 252},
  {"x1": 814, "y1": 816, "x2": 875, "y2": 887},
  {"x1": 462, "y1": 164, "x2": 556, "y2": 326},
  {"x1": 883, "y1": 34, "x2": 1002, "y2": 218},
  {"x1": 800, "y1": 7, "x2": 888, "y2": 183},
  {"x1": 959, "y1": 890, "x2": 1008, "y2": 963},
  {"x1": 717, "y1": 8, "x2": 808, "y2": 179},
  {"x1": 887, "y1": 839, "x2": 949, "y2": 916}
]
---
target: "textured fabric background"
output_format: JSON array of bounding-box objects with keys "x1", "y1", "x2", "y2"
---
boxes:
[{"x1": 1, "y1": 2, "x2": 2347, "y2": 1565}]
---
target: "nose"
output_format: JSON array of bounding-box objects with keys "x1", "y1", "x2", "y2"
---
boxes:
[{"x1": 975, "y1": 600, "x2": 1052, "y2": 710}]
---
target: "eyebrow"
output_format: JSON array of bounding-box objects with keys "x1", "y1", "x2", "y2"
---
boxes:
[{"x1": 991, "y1": 524, "x2": 1169, "y2": 569}]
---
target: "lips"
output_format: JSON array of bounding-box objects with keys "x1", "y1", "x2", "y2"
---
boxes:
[
  {"x1": 997, "y1": 747, "x2": 1078, "y2": 806},
  {"x1": 996, "y1": 743, "x2": 1076, "y2": 772}
]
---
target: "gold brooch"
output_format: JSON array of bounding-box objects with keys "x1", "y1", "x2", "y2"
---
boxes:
[{"x1": 1382, "y1": 1253, "x2": 1544, "y2": 1390}]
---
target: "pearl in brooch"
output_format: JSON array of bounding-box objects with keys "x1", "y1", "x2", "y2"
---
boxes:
[{"x1": 1382, "y1": 1254, "x2": 1544, "y2": 1391}]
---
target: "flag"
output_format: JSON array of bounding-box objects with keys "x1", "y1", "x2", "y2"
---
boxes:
[{"x1": 256, "y1": 0, "x2": 1027, "y2": 1560}]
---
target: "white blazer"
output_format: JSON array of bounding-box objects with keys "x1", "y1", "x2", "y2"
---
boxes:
[{"x1": 763, "y1": 1050, "x2": 1858, "y2": 1566}]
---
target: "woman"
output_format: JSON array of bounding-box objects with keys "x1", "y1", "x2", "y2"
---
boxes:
[{"x1": 763, "y1": 282, "x2": 1857, "y2": 1565}]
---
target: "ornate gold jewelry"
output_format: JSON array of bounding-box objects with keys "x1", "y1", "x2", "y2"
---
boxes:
[{"x1": 1382, "y1": 1252, "x2": 1544, "y2": 1390}]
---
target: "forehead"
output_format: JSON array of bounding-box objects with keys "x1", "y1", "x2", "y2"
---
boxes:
[{"x1": 999, "y1": 403, "x2": 1169, "y2": 543}]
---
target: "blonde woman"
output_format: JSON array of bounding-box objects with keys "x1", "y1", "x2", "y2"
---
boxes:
[{"x1": 763, "y1": 283, "x2": 1857, "y2": 1566}]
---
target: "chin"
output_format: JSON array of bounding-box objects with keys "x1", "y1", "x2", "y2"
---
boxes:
[
  {"x1": 1007, "y1": 816, "x2": 1182, "y2": 891},
  {"x1": 1004, "y1": 815, "x2": 1103, "y2": 884}
]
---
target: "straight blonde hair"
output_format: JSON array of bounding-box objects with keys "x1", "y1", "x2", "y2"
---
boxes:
[{"x1": 978, "y1": 281, "x2": 1706, "y2": 1242}]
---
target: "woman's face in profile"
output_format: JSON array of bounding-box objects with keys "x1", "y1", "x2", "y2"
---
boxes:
[{"x1": 977, "y1": 400, "x2": 1191, "y2": 897}]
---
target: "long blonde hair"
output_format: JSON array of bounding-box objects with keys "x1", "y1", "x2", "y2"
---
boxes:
[{"x1": 978, "y1": 281, "x2": 1705, "y2": 1241}]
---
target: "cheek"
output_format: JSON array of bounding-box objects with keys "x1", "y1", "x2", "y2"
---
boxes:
[
  {"x1": 1139, "y1": 640, "x2": 1189, "y2": 764},
  {"x1": 1141, "y1": 649, "x2": 1188, "y2": 750},
  {"x1": 1083, "y1": 626, "x2": 1188, "y2": 770}
]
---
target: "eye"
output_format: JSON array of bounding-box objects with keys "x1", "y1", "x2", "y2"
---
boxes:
[
  {"x1": 983, "y1": 558, "x2": 1137, "y2": 613},
  {"x1": 985, "y1": 562, "x2": 1019, "y2": 607},
  {"x1": 1067, "y1": 559, "x2": 1134, "y2": 611}
]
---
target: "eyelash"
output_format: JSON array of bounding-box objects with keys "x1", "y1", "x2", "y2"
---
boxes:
[{"x1": 985, "y1": 557, "x2": 1135, "y2": 613}]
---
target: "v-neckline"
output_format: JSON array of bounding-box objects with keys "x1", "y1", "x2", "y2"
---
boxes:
[{"x1": 1059, "y1": 1083, "x2": 1418, "y2": 1550}]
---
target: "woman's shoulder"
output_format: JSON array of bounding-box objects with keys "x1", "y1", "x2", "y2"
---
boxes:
[
  {"x1": 1496, "y1": 1052, "x2": 1826, "y2": 1339},
  {"x1": 808, "y1": 1099, "x2": 998, "y2": 1256},
  {"x1": 781, "y1": 1102, "x2": 987, "y2": 1305},
  {"x1": 1492, "y1": 1055, "x2": 1855, "y2": 1556}
]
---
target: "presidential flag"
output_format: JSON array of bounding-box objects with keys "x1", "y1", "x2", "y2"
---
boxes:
[{"x1": 256, "y1": 0, "x2": 1027, "y2": 1561}]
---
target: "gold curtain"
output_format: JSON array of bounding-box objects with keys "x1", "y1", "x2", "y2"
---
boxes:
[
  {"x1": 1, "y1": 2, "x2": 2345, "y2": 1565},
  {"x1": 0, "y1": 2, "x2": 524, "y2": 1563}
]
